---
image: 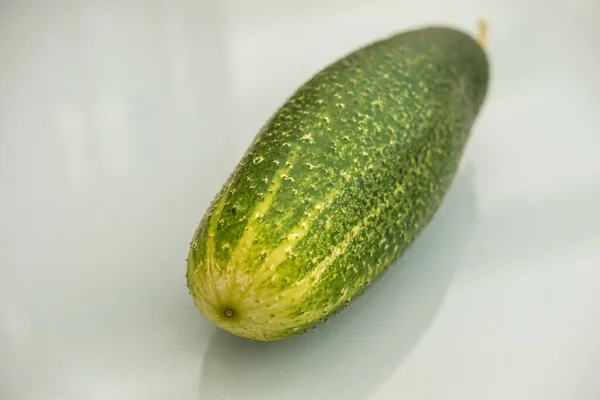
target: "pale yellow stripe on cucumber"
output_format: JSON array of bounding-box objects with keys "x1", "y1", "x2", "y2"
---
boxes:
[
  {"x1": 231, "y1": 186, "x2": 341, "y2": 305},
  {"x1": 189, "y1": 276, "x2": 216, "y2": 320},
  {"x1": 226, "y1": 151, "x2": 299, "y2": 291},
  {"x1": 253, "y1": 222, "x2": 362, "y2": 328},
  {"x1": 203, "y1": 195, "x2": 229, "y2": 308},
  {"x1": 266, "y1": 189, "x2": 340, "y2": 267},
  {"x1": 189, "y1": 260, "x2": 219, "y2": 312},
  {"x1": 255, "y1": 189, "x2": 394, "y2": 328}
]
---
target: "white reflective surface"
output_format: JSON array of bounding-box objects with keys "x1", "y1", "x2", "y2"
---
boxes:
[{"x1": 2, "y1": 1, "x2": 600, "y2": 399}]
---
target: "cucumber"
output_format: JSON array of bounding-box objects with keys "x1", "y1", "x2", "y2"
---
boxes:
[{"x1": 186, "y1": 22, "x2": 489, "y2": 341}]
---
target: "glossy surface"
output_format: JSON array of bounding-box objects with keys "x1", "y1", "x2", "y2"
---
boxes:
[{"x1": 2, "y1": 0, "x2": 600, "y2": 399}]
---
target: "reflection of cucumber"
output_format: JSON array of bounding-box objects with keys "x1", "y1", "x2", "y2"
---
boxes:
[{"x1": 186, "y1": 23, "x2": 490, "y2": 341}]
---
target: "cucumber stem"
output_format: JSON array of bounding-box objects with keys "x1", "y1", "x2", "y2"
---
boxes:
[{"x1": 476, "y1": 18, "x2": 488, "y2": 48}]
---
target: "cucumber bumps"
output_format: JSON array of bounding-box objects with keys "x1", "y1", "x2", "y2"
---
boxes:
[{"x1": 186, "y1": 22, "x2": 489, "y2": 341}]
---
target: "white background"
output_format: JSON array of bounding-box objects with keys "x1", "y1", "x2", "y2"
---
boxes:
[{"x1": 1, "y1": 1, "x2": 599, "y2": 399}]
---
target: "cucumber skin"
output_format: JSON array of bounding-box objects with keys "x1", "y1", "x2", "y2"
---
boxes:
[{"x1": 187, "y1": 26, "x2": 489, "y2": 341}]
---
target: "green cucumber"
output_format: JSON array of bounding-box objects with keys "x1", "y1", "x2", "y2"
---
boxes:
[{"x1": 186, "y1": 22, "x2": 489, "y2": 341}]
